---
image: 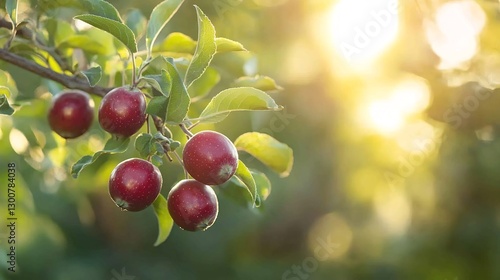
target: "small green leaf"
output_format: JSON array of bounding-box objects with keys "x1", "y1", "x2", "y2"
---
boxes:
[
  {"x1": 71, "y1": 137, "x2": 130, "y2": 178},
  {"x1": 164, "y1": 58, "x2": 190, "y2": 123},
  {"x1": 185, "y1": 6, "x2": 216, "y2": 89},
  {"x1": 142, "y1": 69, "x2": 172, "y2": 97},
  {"x1": 146, "y1": 0, "x2": 185, "y2": 54},
  {"x1": 151, "y1": 154, "x2": 164, "y2": 167},
  {"x1": 192, "y1": 87, "x2": 282, "y2": 123},
  {"x1": 125, "y1": 8, "x2": 147, "y2": 38},
  {"x1": 153, "y1": 132, "x2": 169, "y2": 141},
  {"x1": 216, "y1": 37, "x2": 247, "y2": 53},
  {"x1": 0, "y1": 94, "x2": 14, "y2": 115},
  {"x1": 80, "y1": 0, "x2": 122, "y2": 22},
  {"x1": 81, "y1": 66, "x2": 102, "y2": 86},
  {"x1": 169, "y1": 141, "x2": 181, "y2": 151},
  {"x1": 234, "y1": 132, "x2": 293, "y2": 177},
  {"x1": 232, "y1": 76, "x2": 283, "y2": 92},
  {"x1": 135, "y1": 133, "x2": 154, "y2": 157},
  {"x1": 153, "y1": 194, "x2": 174, "y2": 246},
  {"x1": 251, "y1": 170, "x2": 271, "y2": 201},
  {"x1": 6, "y1": 0, "x2": 17, "y2": 25},
  {"x1": 154, "y1": 142, "x2": 164, "y2": 154},
  {"x1": 146, "y1": 96, "x2": 168, "y2": 118},
  {"x1": 156, "y1": 32, "x2": 196, "y2": 54},
  {"x1": 74, "y1": 14, "x2": 137, "y2": 53},
  {"x1": 58, "y1": 35, "x2": 108, "y2": 55},
  {"x1": 233, "y1": 160, "x2": 259, "y2": 206}
]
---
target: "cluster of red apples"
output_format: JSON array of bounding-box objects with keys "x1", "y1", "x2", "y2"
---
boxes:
[{"x1": 47, "y1": 88, "x2": 239, "y2": 231}]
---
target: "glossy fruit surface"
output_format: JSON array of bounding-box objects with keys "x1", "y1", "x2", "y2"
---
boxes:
[
  {"x1": 183, "y1": 131, "x2": 238, "y2": 185},
  {"x1": 48, "y1": 90, "x2": 94, "y2": 139},
  {"x1": 109, "y1": 158, "x2": 162, "y2": 212},
  {"x1": 167, "y1": 179, "x2": 219, "y2": 231},
  {"x1": 98, "y1": 87, "x2": 146, "y2": 138}
]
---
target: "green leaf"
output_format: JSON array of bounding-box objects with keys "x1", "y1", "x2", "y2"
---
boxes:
[
  {"x1": 146, "y1": 96, "x2": 168, "y2": 117},
  {"x1": 164, "y1": 58, "x2": 190, "y2": 123},
  {"x1": 185, "y1": 6, "x2": 216, "y2": 89},
  {"x1": 146, "y1": 0, "x2": 185, "y2": 54},
  {"x1": 251, "y1": 170, "x2": 271, "y2": 201},
  {"x1": 234, "y1": 132, "x2": 293, "y2": 177},
  {"x1": 80, "y1": 0, "x2": 122, "y2": 22},
  {"x1": 125, "y1": 8, "x2": 147, "y2": 38},
  {"x1": 58, "y1": 35, "x2": 108, "y2": 55},
  {"x1": 151, "y1": 154, "x2": 164, "y2": 167},
  {"x1": 81, "y1": 66, "x2": 102, "y2": 86},
  {"x1": 189, "y1": 67, "x2": 220, "y2": 101},
  {"x1": 74, "y1": 14, "x2": 137, "y2": 53},
  {"x1": 216, "y1": 37, "x2": 247, "y2": 53},
  {"x1": 38, "y1": 0, "x2": 122, "y2": 22},
  {"x1": 153, "y1": 194, "x2": 174, "y2": 246},
  {"x1": 232, "y1": 76, "x2": 283, "y2": 92},
  {"x1": 135, "y1": 133, "x2": 154, "y2": 158},
  {"x1": 233, "y1": 160, "x2": 259, "y2": 206},
  {"x1": 71, "y1": 137, "x2": 130, "y2": 178},
  {"x1": 156, "y1": 32, "x2": 196, "y2": 54},
  {"x1": 0, "y1": 94, "x2": 14, "y2": 115},
  {"x1": 142, "y1": 69, "x2": 172, "y2": 97},
  {"x1": 193, "y1": 87, "x2": 282, "y2": 123},
  {"x1": 6, "y1": 0, "x2": 17, "y2": 25}
]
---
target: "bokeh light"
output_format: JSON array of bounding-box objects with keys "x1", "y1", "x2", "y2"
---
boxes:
[
  {"x1": 425, "y1": 0, "x2": 486, "y2": 69},
  {"x1": 327, "y1": 0, "x2": 400, "y2": 65}
]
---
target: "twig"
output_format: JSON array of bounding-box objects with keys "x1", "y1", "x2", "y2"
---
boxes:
[
  {"x1": 0, "y1": 18, "x2": 72, "y2": 72},
  {"x1": 0, "y1": 48, "x2": 111, "y2": 97},
  {"x1": 179, "y1": 123, "x2": 194, "y2": 138}
]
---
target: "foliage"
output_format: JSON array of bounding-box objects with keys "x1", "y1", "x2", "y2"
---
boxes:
[{"x1": 0, "y1": 0, "x2": 293, "y2": 247}]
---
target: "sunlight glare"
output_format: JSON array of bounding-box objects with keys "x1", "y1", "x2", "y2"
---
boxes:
[
  {"x1": 328, "y1": 0, "x2": 399, "y2": 64},
  {"x1": 368, "y1": 100, "x2": 404, "y2": 135},
  {"x1": 365, "y1": 77, "x2": 431, "y2": 135},
  {"x1": 425, "y1": 0, "x2": 486, "y2": 69}
]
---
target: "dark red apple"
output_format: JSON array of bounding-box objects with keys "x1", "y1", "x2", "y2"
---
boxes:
[
  {"x1": 48, "y1": 90, "x2": 94, "y2": 139},
  {"x1": 109, "y1": 158, "x2": 162, "y2": 212},
  {"x1": 98, "y1": 87, "x2": 146, "y2": 138},
  {"x1": 183, "y1": 131, "x2": 238, "y2": 185},
  {"x1": 167, "y1": 179, "x2": 219, "y2": 231}
]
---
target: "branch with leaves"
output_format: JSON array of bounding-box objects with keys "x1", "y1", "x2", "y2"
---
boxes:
[{"x1": 0, "y1": 0, "x2": 292, "y2": 246}]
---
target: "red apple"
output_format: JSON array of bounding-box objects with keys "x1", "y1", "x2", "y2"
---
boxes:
[
  {"x1": 98, "y1": 87, "x2": 146, "y2": 138},
  {"x1": 48, "y1": 90, "x2": 94, "y2": 139},
  {"x1": 183, "y1": 131, "x2": 238, "y2": 185}
]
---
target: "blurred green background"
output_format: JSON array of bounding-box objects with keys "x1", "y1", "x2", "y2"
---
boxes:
[{"x1": 2, "y1": 0, "x2": 500, "y2": 279}]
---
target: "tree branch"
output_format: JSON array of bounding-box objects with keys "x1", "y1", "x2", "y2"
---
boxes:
[
  {"x1": 0, "y1": 18, "x2": 72, "y2": 72},
  {"x1": 0, "y1": 48, "x2": 111, "y2": 97}
]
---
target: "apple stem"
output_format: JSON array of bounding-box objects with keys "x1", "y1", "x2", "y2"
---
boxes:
[
  {"x1": 131, "y1": 51, "x2": 138, "y2": 89},
  {"x1": 172, "y1": 151, "x2": 188, "y2": 179},
  {"x1": 179, "y1": 123, "x2": 194, "y2": 138},
  {"x1": 146, "y1": 115, "x2": 151, "y2": 134},
  {"x1": 187, "y1": 121, "x2": 200, "y2": 130}
]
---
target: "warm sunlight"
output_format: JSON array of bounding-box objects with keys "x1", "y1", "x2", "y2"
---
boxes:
[
  {"x1": 327, "y1": 0, "x2": 400, "y2": 64},
  {"x1": 368, "y1": 100, "x2": 405, "y2": 135},
  {"x1": 363, "y1": 77, "x2": 431, "y2": 135},
  {"x1": 425, "y1": 0, "x2": 486, "y2": 69}
]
